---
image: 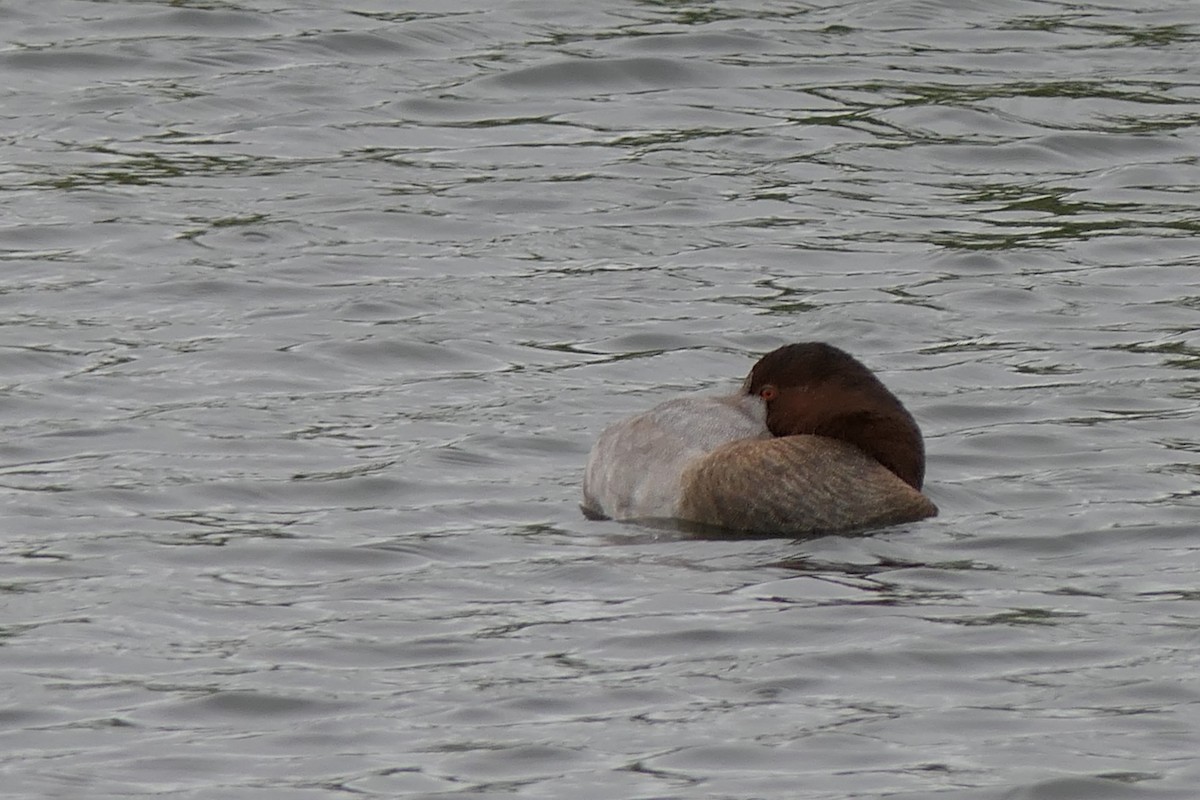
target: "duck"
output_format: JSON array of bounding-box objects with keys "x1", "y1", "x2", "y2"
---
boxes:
[{"x1": 581, "y1": 342, "x2": 936, "y2": 535}]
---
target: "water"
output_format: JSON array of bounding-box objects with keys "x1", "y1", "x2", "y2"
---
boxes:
[{"x1": 2, "y1": 1, "x2": 1198, "y2": 797}]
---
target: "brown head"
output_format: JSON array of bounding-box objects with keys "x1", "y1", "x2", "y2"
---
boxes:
[{"x1": 742, "y1": 342, "x2": 926, "y2": 489}]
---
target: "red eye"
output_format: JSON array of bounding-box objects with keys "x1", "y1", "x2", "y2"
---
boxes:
[{"x1": 760, "y1": 386, "x2": 778, "y2": 402}]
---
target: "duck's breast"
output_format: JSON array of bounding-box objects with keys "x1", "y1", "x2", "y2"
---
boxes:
[{"x1": 677, "y1": 435, "x2": 937, "y2": 534}]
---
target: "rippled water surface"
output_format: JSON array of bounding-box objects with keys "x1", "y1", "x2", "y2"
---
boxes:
[{"x1": 3, "y1": 1, "x2": 1199, "y2": 798}]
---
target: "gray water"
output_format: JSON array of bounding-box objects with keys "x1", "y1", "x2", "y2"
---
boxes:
[{"x1": 2, "y1": 1, "x2": 1199, "y2": 798}]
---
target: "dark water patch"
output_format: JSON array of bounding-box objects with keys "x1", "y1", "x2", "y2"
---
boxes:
[
  {"x1": 614, "y1": 30, "x2": 787, "y2": 57},
  {"x1": 476, "y1": 56, "x2": 735, "y2": 93},
  {"x1": 1001, "y1": 775, "x2": 1195, "y2": 800},
  {"x1": 158, "y1": 690, "x2": 348, "y2": 721},
  {"x1": 292, "y1": 338, "x2": 510, "y2": 377},
  {"x1": 293, "y1": 31, "x2": 425, "y2": 60},
  {"x1": 0, "y1": 48, "x2": 193, "y2": 79}
]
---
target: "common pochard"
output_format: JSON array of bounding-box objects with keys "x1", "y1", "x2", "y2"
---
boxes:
[{"x1": 582, "y1": 342, "x2": 936, "y2": 535}]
